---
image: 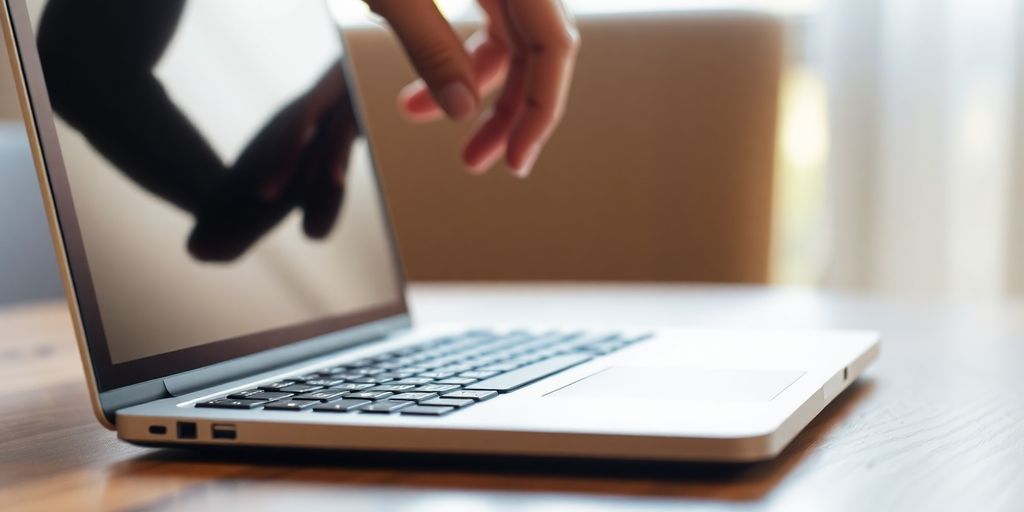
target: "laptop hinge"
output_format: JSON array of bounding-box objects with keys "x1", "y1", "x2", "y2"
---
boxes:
[{"x1": 161, "y1": 315, "x2": 410, "y2": 397}]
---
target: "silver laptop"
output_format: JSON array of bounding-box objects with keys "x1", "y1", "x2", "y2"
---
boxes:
[{"x1": 2, "y1": 0, "x2": 878, "y2": 462}]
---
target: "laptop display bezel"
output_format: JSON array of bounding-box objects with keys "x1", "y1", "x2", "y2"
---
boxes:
[{"x1": 2, "y1": 0, "x2": 412, "y2": 394}]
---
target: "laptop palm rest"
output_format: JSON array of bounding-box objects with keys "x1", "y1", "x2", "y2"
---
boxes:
[{"x1": 549, "y1": 367, "x2": 805, "y2": 402}]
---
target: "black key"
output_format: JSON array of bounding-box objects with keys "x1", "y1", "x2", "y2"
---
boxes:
[
  {"x1": 294, "y1": 390, "x2": 349, "y2": 402},
  {"x1": 197, "y1": 398, "x2": 266, "y2": 409},
  {"x1": 421, "y1": 398, "x2": 475, "y2": 408},
  {"x1": 264, "y1": 400, "x2": 320, "y2": 411},
  {"x1": 350, "y1": 376, "x2": 394, "y2": 384},
  {"x1": 395, "y1": 377, "x2": 434, "y2": 385},
  {"x1": 360, "y1": 400, "x2": 414, "y2": 414},
  {"x1": 227, "y1": 391, "x2": 293, "y2": 401},
  {"x1": 401, "y1": 405, "x2": 456, "y2": 417},
  {"x1": 459, "y1": 371, "x2": 501, "y2": 379},
  {"x1": 301, "y1": 379, "x2": 346, "y2": 387},
  {"x1": 434, "y1": 377, "x2": 478, "y2": 386},
  {"x1": 329, "y1": 383, "x2": 374, "y2": 391},
  {"x1": 417, "y1": 371, "x2": 455, "y2": 379},
  {"x1": 442, "y1": 390, "x2": 498, "y2": 402},
  {"x1": 345, "y1": 391, "x2": 394, "y2": 401},
  {"x1": 322, "y1": 371, "x2": 358, "y2": 380},
  {"x1": 464, "y1": 354, "x2": 591, "y2": 392},
  {"x1": 279, "y1": 384, "x2": 325, "y2": 394},
  {"x1": 258, "y1": 381, "x2": 296, "y2": 391},
  {"x1": 313, "y1": 399, "x2": 371, "y2": 413},
  {"x1": 224, "y1": 389, "x2": 266, "y2": 398},
  {"x1": 376, "y1": 371, "x2": 415, "y2": 380},
  {"x1": 367, "y1": 384, "x2": 416, "y2": 392},
  {"x1": 413, "y1": 384, "x2": 460, "y2": 394},
  {"x1": 390, "y1": 392, "x2": 440, "y2": 402}
]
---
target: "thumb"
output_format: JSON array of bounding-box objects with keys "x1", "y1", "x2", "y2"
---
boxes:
[{"x1": 366, "y1": 0, "x2": 478, "y2": 121}]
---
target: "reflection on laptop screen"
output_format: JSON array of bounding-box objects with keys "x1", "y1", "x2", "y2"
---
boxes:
[{"x1": 28, "y1": 0, "x2": 403, "y2": 365}]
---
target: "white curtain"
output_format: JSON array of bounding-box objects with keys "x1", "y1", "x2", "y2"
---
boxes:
[{"x1": 817, "y1": 0, "x2": 1024, "y2": 299}]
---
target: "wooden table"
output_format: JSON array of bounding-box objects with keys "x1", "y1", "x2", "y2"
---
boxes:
[{"x1": 2, "y1": 283, "x2": 1023, "y2": 511}]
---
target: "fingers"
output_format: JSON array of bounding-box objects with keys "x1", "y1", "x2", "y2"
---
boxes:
[
  {"x1": 502, "y1": 0, "x2": 579, "y2": 176},
  {"x1": 367, "y1": 0, "x2": 479, "y2": 120},
  {"x1": 462, "y1": 49, "x2": 527, "y2": 173},
  {"x1": 391, "y1": 0, "x2": 578, "y2": 178},
  {"x1": 399, "y1": 30, "x2": 510, "y2": 122},
  {"x1": 399, "y1": 0, "x2": 513, "y2": 121}
]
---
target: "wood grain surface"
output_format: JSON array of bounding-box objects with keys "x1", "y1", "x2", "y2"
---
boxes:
[{"x1": 2, "y1": 284, "x2": 1023, "y2": 512}]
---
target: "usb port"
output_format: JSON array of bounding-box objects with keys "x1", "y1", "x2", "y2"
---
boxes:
[{"x1": 211, "y1": 424, "x2": 237, "y2": 440}]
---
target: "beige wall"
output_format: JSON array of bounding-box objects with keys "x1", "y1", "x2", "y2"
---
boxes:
[{"x1": 0, "y1": 41, "x2": 22, "y2": 120}]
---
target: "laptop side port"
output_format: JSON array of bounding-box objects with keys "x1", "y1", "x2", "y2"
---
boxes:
[
  {"x1": 148, "y1": 425, "x2": 167, "y2": 435},
  {"x1": 177, "y1": 421, "x2": 197, "y2": 439},
  {"x1": 212, "y1": 424, "x2": 237, "y2": 440}
]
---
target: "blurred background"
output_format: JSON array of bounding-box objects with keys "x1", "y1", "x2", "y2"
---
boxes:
[{"x1": 2, "y1": 0, "x2": 1023, "y2": 305}]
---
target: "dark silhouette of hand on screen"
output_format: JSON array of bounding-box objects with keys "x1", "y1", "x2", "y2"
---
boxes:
[{"x1": 36, "y1": 0, "x2": 355, "y2": 262}]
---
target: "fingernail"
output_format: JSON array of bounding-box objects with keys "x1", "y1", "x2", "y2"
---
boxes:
[
  {"x1": 436, "y1": 82, "x2": 476, "y2": 121},
  {"x1": 512, "y1": 145, "x2": 542, "y2": 178}
]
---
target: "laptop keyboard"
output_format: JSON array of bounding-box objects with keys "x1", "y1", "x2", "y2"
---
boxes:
[{"x1": 196, "y1": 329, "x2": 650, "y2": 417}]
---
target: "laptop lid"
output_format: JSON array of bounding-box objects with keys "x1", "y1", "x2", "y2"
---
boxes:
[{"x1": 3, "y1": 0, "x2": 411, "y2": 422}]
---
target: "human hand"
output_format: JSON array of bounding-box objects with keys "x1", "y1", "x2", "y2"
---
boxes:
[{"x1": 365, "y1": 0, "x2": 579, "y2": 177}]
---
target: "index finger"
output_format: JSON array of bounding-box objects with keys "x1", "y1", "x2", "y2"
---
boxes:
[{"x1": 366, "y1": 0, "x2": 479, "y2": 120}]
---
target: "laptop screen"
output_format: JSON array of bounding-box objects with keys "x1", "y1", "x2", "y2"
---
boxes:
[{"x1": 19, "y1": 0, "x2": 406, "y2": 390}]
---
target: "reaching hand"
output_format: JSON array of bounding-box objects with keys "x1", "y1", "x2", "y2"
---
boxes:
[{"x1": 365, "y1": 0, "x2": 579, "y2": 177}]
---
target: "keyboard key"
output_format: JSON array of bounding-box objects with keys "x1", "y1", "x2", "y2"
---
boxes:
[
  {"x1": 395, "y1": 377, "x2": 434, "y2": 385},
  {"x1": 293, "y1": 390, "x2": 349, "y2": 402},
  {"x1": 401, "y1": 405, "x2": 456, "y2": 416},
  {"x1": 442, "y1": 390, "x2": 498, "y2": 402},
  {"x1": 325, "y1": 372, "x2": 365, "y2": 380},
  {"x1": 227, "y1": 391, "x2": 292, "y2": 401},
  {"x1": 376, "y1": 371, "x2": 415, "y2": 380},
  {"x1": 459, "y1": 371, "x2": 501, "y2": 379},
  {"x1": 360, "y1": 400, "x2": 414, "y2": 414},
  {"x1": 293, "y1": 373, "x2": 323, "y2": 381},
  {"x1": 464, "y1": 354, "x2": 591, "y2": 392},
  {"x1": 349, "y1": 376, "x2": 394, "y2": 384},
  {"x1": 434, "y1": 377, "x2": 478, "y2": 386},
  {"x1": 390, "y1": 392, "x2": 440, "y2": 402},
  {"x1": 264, "y1": 400, "x2": 320, "y2": 411},
  {"x1": 417, "y1": 371, "x2": 455, "y2": 379},
  {"x1": 258, "y1": 381, "x2": 296, "y2": 391},
  {"x1": 413, "y1": 384, "x2": 460, "y2": 394},
  {"x1": 301, "y1": 379, "x2": 346, "y2": 387},
  {"x1": 435, "y1": 364, "x2": 476, "y2": 373},
  {"x1": 421, "y1": 398, "x2": 475, "y2": 408},
  {"x1": 367, "y1": 384, "x2": 416, "y2": 393},
  {"x1": 313, "y1": 399, "x2": 371, "y2": 413},
  {"x1": 330, "y1": 383, "x2": 374, "y2": 391},
  {"x1": 279, "y1": 384, "x2": 325, "y2": 394},
  {"x1": 345, "y1": 391, "x2": 394, "y2": 401},
  {"x1": 197, "y1": 399, "x2": 266, "y2": 409}
]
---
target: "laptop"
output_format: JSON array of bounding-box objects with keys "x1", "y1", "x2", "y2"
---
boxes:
[{"x1": 2, "y1": 0, "x2": 878, "y2": 462}]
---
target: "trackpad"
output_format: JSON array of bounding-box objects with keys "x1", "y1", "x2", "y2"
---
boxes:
[{"x1": 550, "y1": 367, "x2": 805, "y2": 402}]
